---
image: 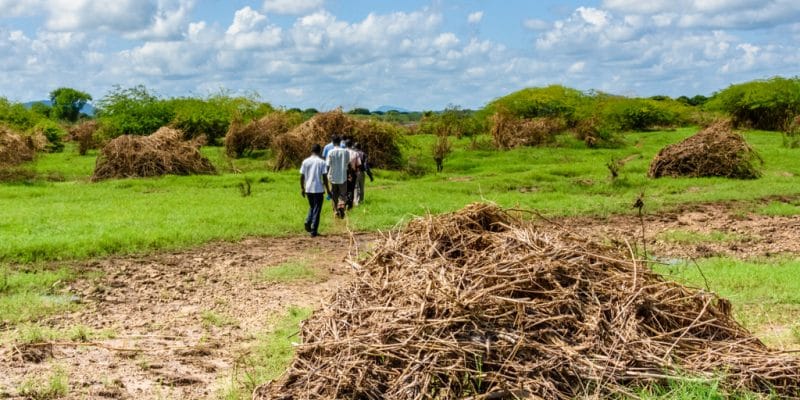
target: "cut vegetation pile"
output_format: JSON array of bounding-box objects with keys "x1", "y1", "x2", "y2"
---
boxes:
[
  {"x1": 256, "y1": 203, "x2": 800, "y2": 400},
  {"x1": 92, "y1": 127, "x2": 215, "y2": 181},
  {"x1": 68, "y1": 120, "x2": 100, "y2": 155},
  {"x1": 224, "y1": 112, "x2": 302, "y2": 158},
  {"x1": 648, "y1": 120, "x2": 762, "y2": 179},
  {"x1": 491, "y1": 110, "x2": 565, "y2": 149},
  {"x1": 271, "y1": 110, "x2": 403, "y2": 171},
  {"x1": 0, "y1": 126, "x2": 36, "y2": 166}
]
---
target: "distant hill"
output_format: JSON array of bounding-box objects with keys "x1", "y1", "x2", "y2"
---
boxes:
[
  {"x1": 24, "y1": 100, "x2": 96, "y2": 116},
  {"x1": 373, "y1": 105, "x2": 409, "y2": 113}
]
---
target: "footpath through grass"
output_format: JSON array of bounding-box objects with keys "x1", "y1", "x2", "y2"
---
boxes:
[{"x1": 1, "y1": 128, "x2": 799, "y2": 262}]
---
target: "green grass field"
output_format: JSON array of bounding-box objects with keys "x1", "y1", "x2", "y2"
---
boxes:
[{"x1": 1, "y1": 128, "x2": 798, "y2": 263}]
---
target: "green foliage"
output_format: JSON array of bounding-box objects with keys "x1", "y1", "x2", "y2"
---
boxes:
[
  {"x1": 348, "y1": 107, "x2": 371, "y2": 115},
  {"x1": 49, "y1": 87, "x2": 92, "y2": 122},
  {"x1": 481, "y1": 85, "x2": 589, "y2": 126},
  {"x1": 0, "y1": 97, "x2": 41, "y2": 130},
  {"x1": 676, "y1": 95, "x2": 710, "y2": 106},
  {"x1": 707, "y1": 76, "x2": 800, "y2": 130},
  {"x1": 169, "y1": 92, "x2": 273, "y2": 145},
  {"x1": 418, "y1": 105, "x2": 482, "y2": 138},
  {"x1": 31, "y1": 120, "x2": 67, "y2": 152},
  {"x1": 635, "y1": 377, "x2": 768, "y2": 399},
  {"x1": 597, "y1": 97, "x2": 690, "y2": 131},
  {"x1": 95, "y1": 85, "x2": 175, "y2": 138},
  {"x1": 29, "y1": 102, "x2": 52, "y2": 118}
]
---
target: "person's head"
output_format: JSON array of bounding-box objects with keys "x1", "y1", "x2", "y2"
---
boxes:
[
  {"x1": 332, "y1": 136, "x2": 342, "y2": 145},
  {"x1": 311, "y1": 143, "x2": 321, "y2": 155},
  {"x1": 341, "y1": 139, "x2": 349, "y2": 148},
  {"x1": 329, "y1": 134, "x2": 336, "y2": 143}
]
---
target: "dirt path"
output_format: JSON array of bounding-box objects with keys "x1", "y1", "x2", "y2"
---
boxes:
[{"x1": 1, "y1": 203, "x2": 798, "y2": 399}]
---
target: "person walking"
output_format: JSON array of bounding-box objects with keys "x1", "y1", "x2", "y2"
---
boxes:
[
  {"x1": 322, "y1": 134, "x2": 336, "y2": 158},
  {"x1": 344, "y1": 139, "x2": 361, "y2": 209},
  {"x1": 300, "y1": 144, "x2": 329, "y2": 237},
  {"x1": 325, "y1": 136, "x2": 349, "y2": 218},
  {"x1": 352, "y1": 142, "x2": 373, "y2": 205}
]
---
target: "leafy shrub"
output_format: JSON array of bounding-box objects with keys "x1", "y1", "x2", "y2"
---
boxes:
[
  {"x1": 418, "y1": 106, "x2": 482, "y2": 138},
  {"x1": 169, "y1": 94, "x2": 273, "y2": 145},
  {"x1": 0, "y1": 97, "x2": 40, "y2": 131},
  {"x1": 597, "y1": 97, "x2": 689, "y2": 132},
  {"x1": 31, "y1": 120, "x2": 67, "y2": 152},
  {"x1": 480, "y1": 85, "x2": 590, "y2": 127},
  {"x1": 95, "y1": 85, "x2": 175, "y2": 139},
  {"x1": 706, "y1": 76, "x2": 800, "y2": 130}
]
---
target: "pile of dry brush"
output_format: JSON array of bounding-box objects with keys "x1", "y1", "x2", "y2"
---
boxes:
[
  {"x1": 256, "y1": 203, "x2": 800, "y2": 400},
  {"x1": 230, "y1": 110, "x2": 403, "y2": 171},
  {"x1": 92, "y1": 127, "x2": 215, "y2": 181},
  {"x1": 68, "y1": 120, "x2": 101, "y2": 155},
  {"x1": 0, "y1": 126, "x2": 37, "y2": 166},
  {"x1": 224, "y1": 112, "x2": 302, "y2": 158},
  {"x1": 649, "y1": 120, "x2": 762, "y2": 179},
  {"x1": 491, "y1": 110, "x2": 565, "y2": 149}
]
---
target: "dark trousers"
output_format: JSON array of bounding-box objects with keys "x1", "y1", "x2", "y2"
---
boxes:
[{"x1": 305, "y1": 192, "x2": 324, "y2": 234}]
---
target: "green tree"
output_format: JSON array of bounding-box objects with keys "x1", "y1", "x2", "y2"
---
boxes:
[
  {"x1": 96, "y1": 85, "x2": 174, "y2": 138},
  {"x1": 49, "y1": 87, "x2": 92, "y2": 122}
]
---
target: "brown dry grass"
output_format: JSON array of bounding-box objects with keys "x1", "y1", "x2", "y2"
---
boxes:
[
  {"x1": 0, "y1": 126, "x2": 36, "y2": 167},
  {"x1": 69, "y1": 120, "x2": 101, "y2": 155},
  {"x1": 256, "y1": 203, "x2": 800, "y2": 400},
  {"x1": 271, "y1": 110, "x2": 403, "y2": 171},
  {"x1": 91, "y1": 127, "x2": 215, "y2": 181},
  {"x1": 491, "y1": 110, "x2": 565, "y2": 149},
  {"x1": 224, "y1": 112, "x2": 303, "y2": 158},
  {"x1": 649, "y1": 120, "x2": 762, "y2": 179}
]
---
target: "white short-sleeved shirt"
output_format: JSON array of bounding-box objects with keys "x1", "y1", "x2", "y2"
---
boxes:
[
  {"x1": 300, "y1": 155, "x2": 327, "y2": 193},
  {"x1": 326, "y1": 147, "x2": 350, "y2": 185}
]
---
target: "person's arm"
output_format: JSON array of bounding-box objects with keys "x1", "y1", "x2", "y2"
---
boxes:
[
  {"x1": 323, "y1": 174, "x2": 330, "y2": 196},
  {"x1": 363, "y1": 155, "x2": 374, "y2": 181},
  {"x1": 300, "y1": 173, "x2": 306, "y2": 197}
]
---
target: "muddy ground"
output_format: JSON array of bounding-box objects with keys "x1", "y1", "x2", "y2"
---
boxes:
[{"x1": 1, "y1": 203, "x2": 799, "y2": 399}]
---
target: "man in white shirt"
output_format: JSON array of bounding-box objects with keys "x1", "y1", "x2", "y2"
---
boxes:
[
  {"x1": 325, "y1": 136, "x2": 350, "y2": 218},
  {"x1": 300, "y1": 143, "x2": 329, "y2": 236}
]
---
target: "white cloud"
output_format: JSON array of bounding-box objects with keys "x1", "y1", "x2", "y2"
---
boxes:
[
  {"x1": 285, "y1": 87, "x2": 304, "y2": 97},
  {"x1": 524, "y1": 18, "x2": 550, "y2": 31},
  {"x1": 567, "y1": 61, "x2": 586, "y2": 74},
  {"x1": 227, "y1": 6, "x2": 268, "y2": 35},
  {"x1": 45, "y1": 0, "x2": 158, "y2": 32},
  {"x1": 467, "y1": 11, "x2": 483, "y2": 24},
  {"x1": 433, "y1": 33, "x2": 459, "y2": 48},
  {"x1": 263, "y1": 0, "x2": 324, "y2": 15},
  {"x1": 602, "y1": 0, "x2": 800, "y2": 29}
]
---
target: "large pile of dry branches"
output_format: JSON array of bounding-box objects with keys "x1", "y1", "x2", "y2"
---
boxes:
[
  {"x1": 648, "y1": 120, "x2": 762, "y2": 179},
  {"x1": 92, "y1": 127, "x2": 215, "y2": 181},
  {"x1": 68, "y1": 120, "x2": 101, "y2": 155},
  {"x1": 491, "y1": 110, "x2": 565, "y2": 149},
  {"x1": 0, "y1": 126, "x2": 36, "y2": 166},
  {"x1": 256, "y1": 203, "x2": 800, "y2": 399},
  {"x1": 224, "y1": 112, "x2": 302, "y2": 158},
  {"x1": 271, "y1": 110, "x2": 403, "y2": 171}
]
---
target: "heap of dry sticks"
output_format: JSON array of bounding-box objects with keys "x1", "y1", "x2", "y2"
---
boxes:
[
  {"x1": 256, "y1": 203, "x2": 800, "y2": 400},
  {"x1": 224, "y1": 112, "x2": 302, "y2": 158},
  {"x1": 271, "y1": 110, "x2": 403, "y2": 171},
  {"x1": 491, "y1": 109, "x2": 565, "y2": 150},
  {"x1": 92, "y1": 127, "x2": 215, "y2": 181},
  {"x1": 0, "y1": 126, "x2": 36, "y2": 166},
  {"x1": 648, "y1": 120, "x2": 762, "y2": 179}
]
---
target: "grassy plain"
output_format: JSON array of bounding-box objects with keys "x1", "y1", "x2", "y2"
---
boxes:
[{"x1": 1, "y1": 128, "x2": 799, "y2": 263}]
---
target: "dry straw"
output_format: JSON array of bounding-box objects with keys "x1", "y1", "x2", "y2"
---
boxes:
[
  {"x1": 491, "y1": 109, "x2": 565, "y2": 150},
  {"x1": 91, "y1": 127, "x2": 215, "y2": 181},
  {"x1": 648, "y1": 120, "x2": 762, "y2": 179},
  {"x1": 224, "y1": 112, "x2": 302, "y2": 158},
  {"x1": 256, "y1": 203, "x2": 800, "y2": 399},
  {"x1": 270, "y1": 110, "x2": 403, "y2": 171},
  {"x1": 0, "y1": 126, "x2": 36, "y2": 167}
]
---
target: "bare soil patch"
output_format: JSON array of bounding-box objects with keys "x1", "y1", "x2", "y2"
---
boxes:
[{"x1": 1, "y1": 202, "x2": 798, "y2": 399}]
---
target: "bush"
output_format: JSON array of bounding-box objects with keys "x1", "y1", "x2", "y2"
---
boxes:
[
  {"x1": 418, "y1": 106, "x2": 482, "y2": 138},
  {"x1": 31, "y1": 120, "x2": 67, "y2": 152},
  {"x1": 0, "y1": 97, "x2": 40, "y2": 131},
  {"x1": 169, "y1": 94, "x2": 274, "y2": 145},
  {"x1": 597, "y1": 97, "x2": 689, "y2": 132},
  {"x1": 706, "y1": 76, "x2": 800, "y2": 130},
  {"x1": 481, "y1": 85, "x2": 589, "y2": 127},
  {"x1": 95, "y1": 85, "x2": 175, "y2": 139}
]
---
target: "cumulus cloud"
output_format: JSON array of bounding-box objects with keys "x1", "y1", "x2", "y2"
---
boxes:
[
  {"x1": 467, "y1": 11, "x2": 483, "y2": 24},
  {"x1": 602, "y1": 0, "x2": 800, "y2": 29},
  {"x1": 263, "y1": 0, "x2": 324, "y2": 15}
]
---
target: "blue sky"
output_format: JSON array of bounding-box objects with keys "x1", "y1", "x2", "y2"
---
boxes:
[{"x1": 1, "y1": 0, "x2": 798, "y2": 110}]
